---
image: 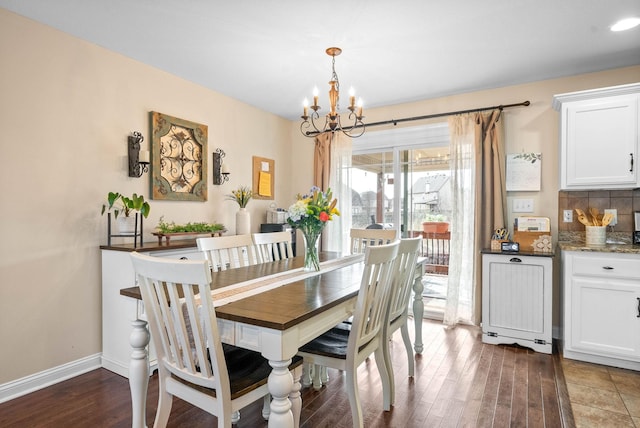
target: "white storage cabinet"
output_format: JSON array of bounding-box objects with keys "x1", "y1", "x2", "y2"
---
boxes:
[
  {"x1": 482, "y1": 252, "x2": 553, "y2": 354},
  {"x1": 101, "y1": 245, "x2": 204, "y2": 378},
  {"x1": 562, "y1": 250, "x2": 640, "y2": 370},
  {"x1": 553, "y1": 83, "x2": 640, "y2": 190}
]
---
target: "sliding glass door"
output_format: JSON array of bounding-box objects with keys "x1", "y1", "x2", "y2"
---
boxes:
[{"x1": 350, "y1": 125, "x2": 452, "y2": 318}]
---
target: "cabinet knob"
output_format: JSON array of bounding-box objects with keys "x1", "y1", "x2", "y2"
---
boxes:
[
  {"x1": 630, "y1": 153, "x2": 634, "y2": 173},
  {"x1": 509, "y1": 257, "x2": 522, "y2": 263},
  {"x1": 180, "y1": 256, "x2": 188, "y2": 260},
  {"x1": 602, "y1": 266, "x2": 614, "y2": 270},
  {"x1": 637, "y1": 297, "x2": 639, "y2": 318}
]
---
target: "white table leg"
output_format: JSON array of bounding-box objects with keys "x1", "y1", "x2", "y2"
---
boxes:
[
  {"x1": 412, "y1": 269, "x2": 424, "y2": 354},
  {"x1": 267, "y1": 359, "x2": 295, "y2": 428},
  {"x1": 290, "y1": 364, "x2": 302, "y2": 428},
  {"x1": 129, "y1": 319, "x2": 150, "y2": 428}
]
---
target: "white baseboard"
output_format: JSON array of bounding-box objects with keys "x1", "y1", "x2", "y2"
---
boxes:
[{"x1": 0, "y1": 353, "x2": 102, "y2": 404}]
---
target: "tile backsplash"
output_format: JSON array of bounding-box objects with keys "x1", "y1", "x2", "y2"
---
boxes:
[{"x1": 558, "y1": 189, "x2": 640, "y2": 232}]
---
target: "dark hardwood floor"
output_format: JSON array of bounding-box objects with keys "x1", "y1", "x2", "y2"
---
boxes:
[{"x1": 0, "y1": 319, "x2": 573, "y2": 427}]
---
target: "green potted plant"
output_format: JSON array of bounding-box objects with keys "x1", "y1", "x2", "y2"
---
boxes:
[
  {"x1": 422, "y1": 213, "x2": 449, "y2": 233},
  {"x1": 102, "y1": 192, "x2": 151, "y2": 234}
]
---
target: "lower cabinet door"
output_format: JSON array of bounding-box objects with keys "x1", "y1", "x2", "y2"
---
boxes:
[{"x1": 569, "y1": 276, "x2": 640, "y2": 359}]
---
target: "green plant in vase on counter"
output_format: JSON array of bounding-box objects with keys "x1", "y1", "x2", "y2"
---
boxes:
[
  {"x1": 101, "y1": 192, "x2": 151, "y2": 219},
  {"x1": 155, "y1": 216, "x2": 225, "y2": 234}
]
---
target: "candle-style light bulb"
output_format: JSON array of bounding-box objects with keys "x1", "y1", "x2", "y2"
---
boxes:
[
  {"x1": 303, "y1": 98, "x2": 309, "y2": 117},
  {"x1": 349, "y1": 87, "x2": 355, "y2": 109},
  {"x1": 139, "y1": 150, "x2": 150, "y2": 163},
  {"x1": 357, "y1": 98, "x2": 364, "y2": 117},
  {"x1": 312, "y1": 86, "x2": 319, "y2": 107}
]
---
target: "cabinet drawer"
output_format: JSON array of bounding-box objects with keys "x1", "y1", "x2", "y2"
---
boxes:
[{"x1": 572, "y1": 253, "x2": 640, "y2": 279}]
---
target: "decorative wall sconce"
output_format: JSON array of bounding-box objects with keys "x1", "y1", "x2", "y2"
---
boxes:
[
  {"x1": 128, "y1": 131, "x2": 150, "y2": 178},
  {"x1": 212, "y1": 148, "x2": 230, "y2": 185}
]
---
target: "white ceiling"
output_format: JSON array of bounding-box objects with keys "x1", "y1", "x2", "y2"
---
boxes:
[{"x1": 2, "y1": 0, "x2": 639, "y2": 121}]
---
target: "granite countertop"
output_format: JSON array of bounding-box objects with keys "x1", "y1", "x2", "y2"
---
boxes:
[{"x1": 558, "y1": 231, "x2": 640, "y2": 254}]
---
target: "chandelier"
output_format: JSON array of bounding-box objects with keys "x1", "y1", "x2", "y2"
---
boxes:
[{"x1": 300, "y1": 47, "x2": 365, "y2": 138}]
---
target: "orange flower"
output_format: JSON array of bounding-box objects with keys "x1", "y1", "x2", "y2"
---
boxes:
[{"x1": 319, "y1": 211, "x2": 329, "y2": 222}]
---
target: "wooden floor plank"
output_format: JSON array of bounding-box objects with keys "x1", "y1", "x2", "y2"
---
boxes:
[{"x1": 0, "y1": 319, "x2": 572, "y2": 428}]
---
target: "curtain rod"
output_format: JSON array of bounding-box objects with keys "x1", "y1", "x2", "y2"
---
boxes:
[{"x1": 305, "y1": 100, "x2": 530, "y2": 136}]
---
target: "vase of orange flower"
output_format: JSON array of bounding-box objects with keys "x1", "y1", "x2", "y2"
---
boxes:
[{"x1": 287, "y1": 186, "x2": 340, "y2": 271}]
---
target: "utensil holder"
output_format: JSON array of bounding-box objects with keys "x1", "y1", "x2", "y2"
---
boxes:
[{"x1": 585, "y1": 225, "x2": 606, "y2": 247}]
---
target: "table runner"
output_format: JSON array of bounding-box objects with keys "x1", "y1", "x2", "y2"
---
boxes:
[{"x1": 210, "y1": 254, "x2": 363, "y2": 307}]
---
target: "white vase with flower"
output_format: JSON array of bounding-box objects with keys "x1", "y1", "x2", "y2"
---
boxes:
[{"x1": 227, "y1": 186, "x2": 253, "y2": 235}]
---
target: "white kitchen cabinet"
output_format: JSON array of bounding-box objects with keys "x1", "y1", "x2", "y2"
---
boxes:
[
  {"x1": 553, "y1": 83, "x2": 640, "y2": 190},
  {"x1": 482, "y1": 252, "x2": 553, "y2": 354},
  {"x1": 101, "y1": 243, "x2": 204, "y2": 378},
  {"x1": 562, "y1": 250, "x2": 640, "y2": 370}
]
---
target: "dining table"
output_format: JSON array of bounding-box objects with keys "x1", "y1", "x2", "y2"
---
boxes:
[{"x1": 119, "y1": 251, "x2": 426, "y2": 428}]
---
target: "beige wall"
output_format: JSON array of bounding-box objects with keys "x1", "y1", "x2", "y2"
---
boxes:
[
  {"x1": 2, "y1": 6, "x2": 639, "y2": 386},
  {"x1": 0, "y1": 9, "x2": 293, "y2": 384}
]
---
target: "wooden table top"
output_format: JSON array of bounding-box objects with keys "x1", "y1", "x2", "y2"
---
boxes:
[{"x1": 121, "y1": 252, "x2": 364, "y2": 330}]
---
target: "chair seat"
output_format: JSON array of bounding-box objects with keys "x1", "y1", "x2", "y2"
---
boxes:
[
  {"x1": 299, "y1": 326, "x2": 375, "y2": 360},
  {"x1": 178, "y1": 344, "x2": 303, "y2": 400}
]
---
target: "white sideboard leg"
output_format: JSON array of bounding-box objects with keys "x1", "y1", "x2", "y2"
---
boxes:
[
  {"x1": 267, "y1": 359, "x2": 294, "y2": 428},
  {"x1": 129, "y1": 319, "x2": 150, "y2": 428},
  {"x1": 412, "y1": 269, "x2": 424, "y2": 354}
]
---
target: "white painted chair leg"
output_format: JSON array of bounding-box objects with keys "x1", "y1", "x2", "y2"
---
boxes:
[
  {"x1": 320, "y1": 365, "x2": 329, "y2": 384},
  {"x1": 301, "y1": 362, "x2": 312, "y2": 388},
  {"x1": 375, "y1": 347, "x2": 392, "y2": 411},
  {"x1": 381, "y1": 330, "x2": 396, "y2": 407},
  {"x1": 345, "y1": 365, "x2": 364, "y2": 428},
  {"x1": 312, "y1": 364, "x2": 323, "y2": 391},
  {"x1": 400, "y1": 322, "x2": 415, "y2": 377},
  {"x1": 262, "y1": 394, "x2": 271, "y2": 420}
]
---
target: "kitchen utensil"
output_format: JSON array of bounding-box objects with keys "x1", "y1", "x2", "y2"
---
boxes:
[
  {"x1": 577, "y1": 214, "x2": 591, "y2": 226},
  {"x1": 589, "y1": 207, "x2": 601, "y2": 226},
  {"x1": 601, "y1": 212, "x2": 613, "y2": 226},
  {"x1": 575, "y1": 209, "x2": 591, "y2": 226}
]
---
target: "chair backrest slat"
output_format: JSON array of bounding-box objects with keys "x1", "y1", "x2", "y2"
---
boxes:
[
  {"x1": 197, "y1": 234, "x2": 260, "y2": 271},
  {"x1": 387, "y1": 238, "x2": 421, "y2": 324},
  {"x1": 349, "y1": 242, "x2": 399, "y2": 356},
  {"x1": 252, "y1": 231, "x2": 294, "y2": 262},
  {"x1": 349, "y1": 228, "x2": 397, "y2": 254}
]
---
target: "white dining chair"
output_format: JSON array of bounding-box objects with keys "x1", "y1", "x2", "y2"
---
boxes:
[
  {"x1": 252, "y1": 231, "x2": 294, "y2": 262},
  {"x1": 304, "y1": 227, "x2": 398, "y2": 388},
  {"x1": 129, "y1": 252, "x2": 303, "y2": 428},
  {"x1": 196, "y1": 234, "x2": 260, "y2": 271},
  {"x1": 297, "y1": 242, "x2": 399, "y2": 428},
  {"x1": 381, "y1": 237, "x2": 421, "y2": 407},
  {"x1": 349, "y1": 228, "x2": 397, "y2": 254}
]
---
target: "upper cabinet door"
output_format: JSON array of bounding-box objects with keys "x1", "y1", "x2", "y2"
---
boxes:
[{"x1": 554, "y1": 84, "x2": 640, "y2": 190}]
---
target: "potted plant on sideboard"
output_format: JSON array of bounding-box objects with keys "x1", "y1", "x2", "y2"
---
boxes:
[
  {"x1": 422, "y1": 213, "x2": 449, "y2": 233},
  {"x1": 101, "y1": 191, "x2": 151, "y2": 235}
]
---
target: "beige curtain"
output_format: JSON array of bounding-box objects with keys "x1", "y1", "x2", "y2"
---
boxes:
[
  {"x1": 473, "y1": 110, "x2": 506, "y2": 325},
  {"x1": 313, "y1": 132, "x2": 352, "y2": 254},
  {"x1": 314, "y1": 132, "x2": 332, "y2": 191},
  {"x1": 445, "y1": 109, "x2": 505, "y2": 327}
]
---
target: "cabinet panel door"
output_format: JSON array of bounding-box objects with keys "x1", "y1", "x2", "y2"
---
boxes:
[
  {"x1": 564, "y1": 94, "x2": 639, "y2": 188},
  {"x1": 570, "y1": 277, "x2": 640, "y2": 359}
]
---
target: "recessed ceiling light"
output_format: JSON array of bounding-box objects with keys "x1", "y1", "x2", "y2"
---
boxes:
[{"x1": 611, "y1": 17, "x2": 640, "y2": 32}]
